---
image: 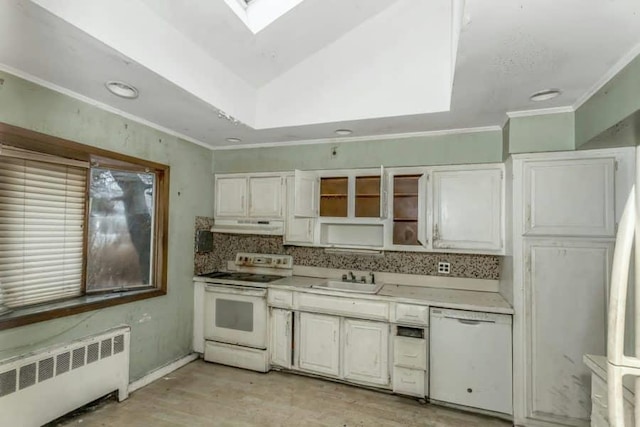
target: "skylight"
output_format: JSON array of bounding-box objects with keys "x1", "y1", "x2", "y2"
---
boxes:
[{"x1": 225, "y1": 0, "x2": 306, "y2": 34}]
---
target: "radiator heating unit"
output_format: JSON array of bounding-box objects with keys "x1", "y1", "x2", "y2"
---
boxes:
[{"x1": 0, "y1": 326, "x2": 130, "y2": 426}]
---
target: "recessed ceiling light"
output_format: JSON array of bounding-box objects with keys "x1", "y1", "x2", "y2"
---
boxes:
[
  {"x1": 105, "y1": 81, "x2": 139, "y2": 99},
  {"x1": 334, "y1": 129, "x2": 353, "y2": 136},
  {"x1": 226, "y1": 138, "x2": 242, "y2": 143},
  {"x1": 529, "y1": 89, "x2": 561, "y2": 102}
]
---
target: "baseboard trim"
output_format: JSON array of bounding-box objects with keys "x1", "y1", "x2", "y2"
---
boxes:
[{"x1": 128, "y1": 353, "x2": 199, "y2": 394}]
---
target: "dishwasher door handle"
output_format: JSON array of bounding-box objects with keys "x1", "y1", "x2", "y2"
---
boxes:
[{"x1": 445, "y1": 317, "x2": 496, "y2": 325}]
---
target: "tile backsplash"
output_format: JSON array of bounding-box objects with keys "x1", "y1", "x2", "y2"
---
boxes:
[{"x1": 194, "y1": 217, "x2": 500, "y2": 280}]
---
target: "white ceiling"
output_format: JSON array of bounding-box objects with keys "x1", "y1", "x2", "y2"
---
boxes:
[{"x1": 1, "y1": 0, "x2": 639, "y2": 148}]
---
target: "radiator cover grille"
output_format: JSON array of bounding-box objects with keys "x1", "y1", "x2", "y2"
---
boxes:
[{"x1": 0, "y1": 327, "x2": 130, "y2": 426}]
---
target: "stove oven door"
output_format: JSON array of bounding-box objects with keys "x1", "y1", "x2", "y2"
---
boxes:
[{"x1": 204, "y1": 285, "x2": 267, "y2": 349}]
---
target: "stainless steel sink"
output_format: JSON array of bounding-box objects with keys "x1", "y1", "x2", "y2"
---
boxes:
[{"x1": 311, "y1": 280, "x2": 383, "y2": 294}]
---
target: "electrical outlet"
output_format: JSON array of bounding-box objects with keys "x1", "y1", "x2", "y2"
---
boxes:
[{"x1": 438, "y1": 262, "x2": 450, "y2": 274}]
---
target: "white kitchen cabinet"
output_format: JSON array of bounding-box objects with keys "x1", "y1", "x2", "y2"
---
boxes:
[
  {"x1": 248, "y1": 176, "x2": 283, "y2": 218},
  {"x1": 270, "y1": 308, "x2": 292, "y2": 369},
  {"x1": 432, "y1": 167, "x2": 503, "y2": 252},
  {"x1": 510, "y1": 148, "x2": 635, "y2": 427},
  {"x1": 285, "y1": 176, "x2": 314, "y2": 244},
  {"x1": 292, "y1": 169, "x2": 387, "y2": 248},
  {"x1": 293, "y1": 169, "x2": 319, "y2": 218},
  {"x1": 385, "y1": 169, "x2": 429, "y2": 249},
  {"x1": 393, "y1": 366, "x2": 426, "y2": 398},
  {"x1": 215, "y1": 176, "x2": 247, "y2": 217},
  {"x1": 394, "y1": 336, "x2": 427, "y2": 370},
  {"x1": 393, "y1": 303, "x2": 429, "y2": 326},
  {"x1": 215, "y1": 173, "x2": 285, "y2": 220},
  {"x1": 298, "y1": 312, "x2": 340, "y2": 377},
  {"x1": 342, "y1": 319, "x2": 389, "y2": 386},
  {"x1": 392, "y1": 331, "x2": 428, "y2": 398},
  {"x1": 523, "y1": 239, "x2": 612, "y2": 424},
  {"x1": 523, "y1": 157, "x2": 615, "y2": 237}
]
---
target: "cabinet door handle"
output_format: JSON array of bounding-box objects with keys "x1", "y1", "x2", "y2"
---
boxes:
[
  {"x1": 334, "y1": 330, "x2": 337, "y2": 343},
  {"x1": 433, "y1": 224, "x2": 439, "y2": 241},
  {"x1": 285, "y1": 318, "x2": 290, "y2": 338}
]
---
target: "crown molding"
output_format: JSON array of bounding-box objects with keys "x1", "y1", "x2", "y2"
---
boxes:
[
  {"x1": 572, "y1": 42, "x2": 640, "y2": 111},
  {"x1": 212, "y1": 125, "x2": 503, "y2": 151},
  {"x1": 0, "y1": 63, "x2": 213, "y2": 150},
  {"x1": 506, "y1": 106, "x2": 575, "y2": 119}
]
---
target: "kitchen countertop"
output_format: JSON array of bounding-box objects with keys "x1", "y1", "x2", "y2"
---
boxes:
[{"x1": 194, "y1": 274, "x2": 513, "y2": 315}]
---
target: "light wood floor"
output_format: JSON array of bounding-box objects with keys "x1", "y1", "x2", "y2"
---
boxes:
[{"x1": 56, "y1": 359, "x2": 511, "y2": 427}]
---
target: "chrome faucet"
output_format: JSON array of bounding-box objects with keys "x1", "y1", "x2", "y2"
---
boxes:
[
  {"x1": 348, "y1": 271, "x2": 356, "y2": 282},
  {"x1": 369, "y1": 272, "x2": 375, "y2": 284}
]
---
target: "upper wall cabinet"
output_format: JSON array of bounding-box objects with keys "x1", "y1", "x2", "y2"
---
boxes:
[
  {"x1": 294, "y1": 168, "x2": 388, "y2": 220},
  {"x1": 523, "y1": 158, "x2": 615, "y2": 237},
  {"x1": 387, "y1": 170, "x2": 428, "y2": 248},
  {"x1": 285, "y1": 175, "x2": 314, "y2": 245},
  {"x1": 248, "y1": 176, "x2": 283, "y2": 218},
  {"x1": 432, "y1": 167, "x2": 504, "y2": 251},
  {"x1": 215, "y1": 173, "x2": 284, "y2": 219},
  {"x1": 215, "y1": 176, "x2": 247, "y2": 217},
  {"x1": 294, "y1": 168, "x2": 387, "y2": 249}
]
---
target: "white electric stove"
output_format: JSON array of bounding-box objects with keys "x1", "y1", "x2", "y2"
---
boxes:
[{"x1": 201, "y1": 253, "x2": 293, "y2": 372}]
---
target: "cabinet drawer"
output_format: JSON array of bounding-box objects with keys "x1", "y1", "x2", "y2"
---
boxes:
[
  {"x1": 268, "y1": 289, "x2": 293, "y2": 308},
  {"x1": 393, "y1": 367, "x2": 425, "y2": 397},
  {"x1": 394, "y1": 303, "x2": 429, "y2": 326},
  {"x1": 394, "y1": 336, "x2": 427, "y2": 370},
  {"x1": 294, "y1": 293, "x2": 389, "y2": 321}
]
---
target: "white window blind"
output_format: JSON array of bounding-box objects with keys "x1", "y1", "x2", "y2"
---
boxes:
[{"x1": 0, "y1": 155, "x2": 87, "y2": 308}]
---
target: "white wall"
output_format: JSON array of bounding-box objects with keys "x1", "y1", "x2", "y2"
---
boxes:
[{"x1": 255, "y1": 0, "x2": 454, "y2": 128}]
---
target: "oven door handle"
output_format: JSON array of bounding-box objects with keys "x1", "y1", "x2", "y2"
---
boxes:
[{"x1": 205, "y1": 284, "x2": 267, "y2": 297}]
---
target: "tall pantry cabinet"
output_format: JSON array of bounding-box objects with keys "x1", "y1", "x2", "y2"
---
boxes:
[{"x1": 511, "y1": 148, "x2": 635, "y2": 426}]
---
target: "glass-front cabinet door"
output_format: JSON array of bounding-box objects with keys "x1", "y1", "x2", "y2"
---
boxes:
[
  {"x1": 386, "y1": 168, "x2": 428, "y2": 250},
  {"x1": 320, "y1": 176, "x2": 349, "y2": 217},
  {"x1": 392, "y1": 174, "x2": 421, "y2": 246}
]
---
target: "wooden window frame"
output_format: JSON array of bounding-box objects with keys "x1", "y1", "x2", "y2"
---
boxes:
[{"x1": 0, "y1": 122, "x2": 169, "y2": 331}]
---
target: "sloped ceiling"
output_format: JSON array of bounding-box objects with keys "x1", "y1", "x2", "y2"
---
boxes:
[{"x1": 1, "y1": 0, "x2": 639, "y2": 147}]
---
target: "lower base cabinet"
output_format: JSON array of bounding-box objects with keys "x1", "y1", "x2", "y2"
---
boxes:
[
  {"x1": 296, "y1": 312, "x2": 390, "y2": 387},
  {"x1": 343, "y1": 318, "x2": 389, "y2": 386},
  {"x1": 298, "y1": 312, "x2": 341, "y2": 377},
  {"x1": 270, "y1": 308, "x2": 292, "y2": 368},
  {"x1": 392, "y1": 332, "x2": 428, "y2": 397},
  {"x1": 393, "y1": 366, "x2": 426, "y2": 397}
]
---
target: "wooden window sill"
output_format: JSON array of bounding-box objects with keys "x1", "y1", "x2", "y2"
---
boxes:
[{"x1": 0, "y1": 288, "x2": 166, "y2": 331}]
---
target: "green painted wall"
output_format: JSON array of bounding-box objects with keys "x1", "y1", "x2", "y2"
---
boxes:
[
  {"x1": 502, "y1": 120, "x2": 510, "y2": 161},
  {"x1": 0, "y1": 71, "x2": 214, "y2": 381},
  {"x1": 213, "y1": 130, "x2": 504, "y2": 173},
  {"x1": 507, "y1": 112, "x2": 575, "y2": 154},
  {"x1": 575, "y1": 55, "x2": 640, "y2": 148}
]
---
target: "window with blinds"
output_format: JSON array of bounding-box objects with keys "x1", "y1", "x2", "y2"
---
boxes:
[{"x1": 0, "y1": 156, "x2": 87, "y2": 308}]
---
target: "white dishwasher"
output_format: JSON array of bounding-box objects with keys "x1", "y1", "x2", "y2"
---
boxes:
[{"x1": 429, "y1": 308, "x2": 513, "y2": 415}]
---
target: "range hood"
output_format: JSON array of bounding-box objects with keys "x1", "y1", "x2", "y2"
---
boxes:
[{"x1": 211, "y1": 219, "x2": 284, "y2": 236}]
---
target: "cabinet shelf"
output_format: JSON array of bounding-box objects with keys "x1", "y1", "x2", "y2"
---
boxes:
[
  {"x1": 394, "y1": 193, "x2": 419, "y2": 197},
  {"x1": 320, "y1": 194, "x2": 348, "y2": 197},
  {"x1": 393, "y1": 218, "x2": 417, "y2": 222},
  {"x1": 356, "y1": 194, "x2": 381, "y2": 198}
]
